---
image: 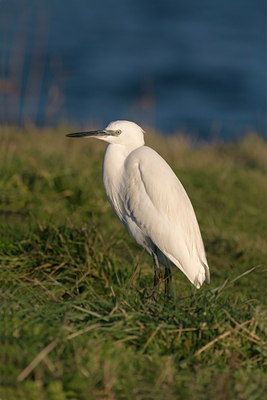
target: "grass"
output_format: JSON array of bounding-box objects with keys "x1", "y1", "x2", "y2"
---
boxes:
[{"x1": 0, "y1": 126, "x2": 266, "y2": 399}]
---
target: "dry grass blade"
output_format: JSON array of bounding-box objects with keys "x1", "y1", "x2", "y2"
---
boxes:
[
  {"x1": 17, "y1": 323, "x2": 112, "y2": 382},
  {"x1": 223, "y1": 310, "x2": 262, "y2": 342},
  {"x1": 66, "y1": 323, "x2": 109, "y2": 340},
  {"x1": 166, "y1": 325, "x2": 219, "y2": 333},
  {"x1": 234, "y1": 328, "x2": 267, "y2": 346},
  {"x1": 17, "y1": 339, "x2": 59, "y2": 382},
  {"x1": 116, "y1": 335, "x2": 139, "y2": 344},
  {"x1": 194, "y1": 320, "x2": 251, "y2": 357},
  {"x1": 72, "y1": 305, "x2": 110, "y2": 321},
  {"x1": 141, "y1": 325, "x2": 162, "y2": 353},
  {"x1": 194, "y1": 330, "x2": 231, "y2": 357}
]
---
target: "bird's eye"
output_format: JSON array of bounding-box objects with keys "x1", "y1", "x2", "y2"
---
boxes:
[{"x1": 114, "y1": 129, "x2": 122, "y2": 136}]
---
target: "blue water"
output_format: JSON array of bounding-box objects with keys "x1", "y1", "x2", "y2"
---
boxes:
[{"x1": 0, "y1": 0, "x2": 266, "y2": 139}]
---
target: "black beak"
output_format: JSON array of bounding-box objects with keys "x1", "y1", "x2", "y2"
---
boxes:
[{"x1": 66, "y1": 130, "x2": 113, "y2": 138}]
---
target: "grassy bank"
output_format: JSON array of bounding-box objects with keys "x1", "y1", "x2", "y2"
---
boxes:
[{"x1": 0, "y1": 126, "x2": 266, "y2": 399}]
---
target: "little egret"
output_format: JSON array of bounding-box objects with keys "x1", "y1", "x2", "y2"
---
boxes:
[{"x1": 66, "y1": 121, "x2": 210, "y2": 295}]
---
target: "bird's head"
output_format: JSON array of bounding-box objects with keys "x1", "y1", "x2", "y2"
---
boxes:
[{"x1": 66, "y1": 120, "x2": 145, "y2": 147}]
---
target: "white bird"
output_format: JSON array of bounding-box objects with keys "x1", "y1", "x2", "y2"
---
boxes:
[{"x1": 66, "y1": 120, "x2": 210, "y2": 295}]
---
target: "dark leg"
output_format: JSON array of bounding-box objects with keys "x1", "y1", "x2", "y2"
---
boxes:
[
  {"x1": 164, "y1": 267, "x2": 172, "y2": 298},
  {"x1": 152, "y1": 252, "x2": 161, "y2": 297}
]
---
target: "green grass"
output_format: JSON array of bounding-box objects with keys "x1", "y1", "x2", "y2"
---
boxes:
[{"x1": 0, "y1": 126, "x2": 266, "y2": 399}]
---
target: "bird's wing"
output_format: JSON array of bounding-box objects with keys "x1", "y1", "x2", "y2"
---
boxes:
[{"x1": 123, "y1": 146, "x2": 209, "y2": 288}]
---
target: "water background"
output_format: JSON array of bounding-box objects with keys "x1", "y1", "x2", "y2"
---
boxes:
[{"x1": 0, "y1": 0, "x2": 266, "y2": 140}]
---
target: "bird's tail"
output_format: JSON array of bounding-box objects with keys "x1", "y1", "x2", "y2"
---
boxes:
[
  {"x1": 203, "y1": 261, "x2": 210, "y2": 284},
  {"x1": 193, "y1": 261, "x2": 210, "y2": 289},
  {"x1": 163, "y1": 251, "x2": 210, "y2": 289}
]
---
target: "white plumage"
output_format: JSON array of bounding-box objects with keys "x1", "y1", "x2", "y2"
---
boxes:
[{"x1": 67, "y1": 120, "x2": 210, "y2": 294}]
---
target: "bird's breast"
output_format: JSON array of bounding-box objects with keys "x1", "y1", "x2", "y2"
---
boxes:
[{"x1": 102, "y1": 144, "x2": 128, "y2": 222}]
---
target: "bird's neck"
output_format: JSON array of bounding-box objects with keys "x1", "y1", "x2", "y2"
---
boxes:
[
  {"x1": 103, "y1": 143, "x2": 142, "y2": 170},
  {"x1": 102, "y1": 143, "x2": 142, "y2": 201}
]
